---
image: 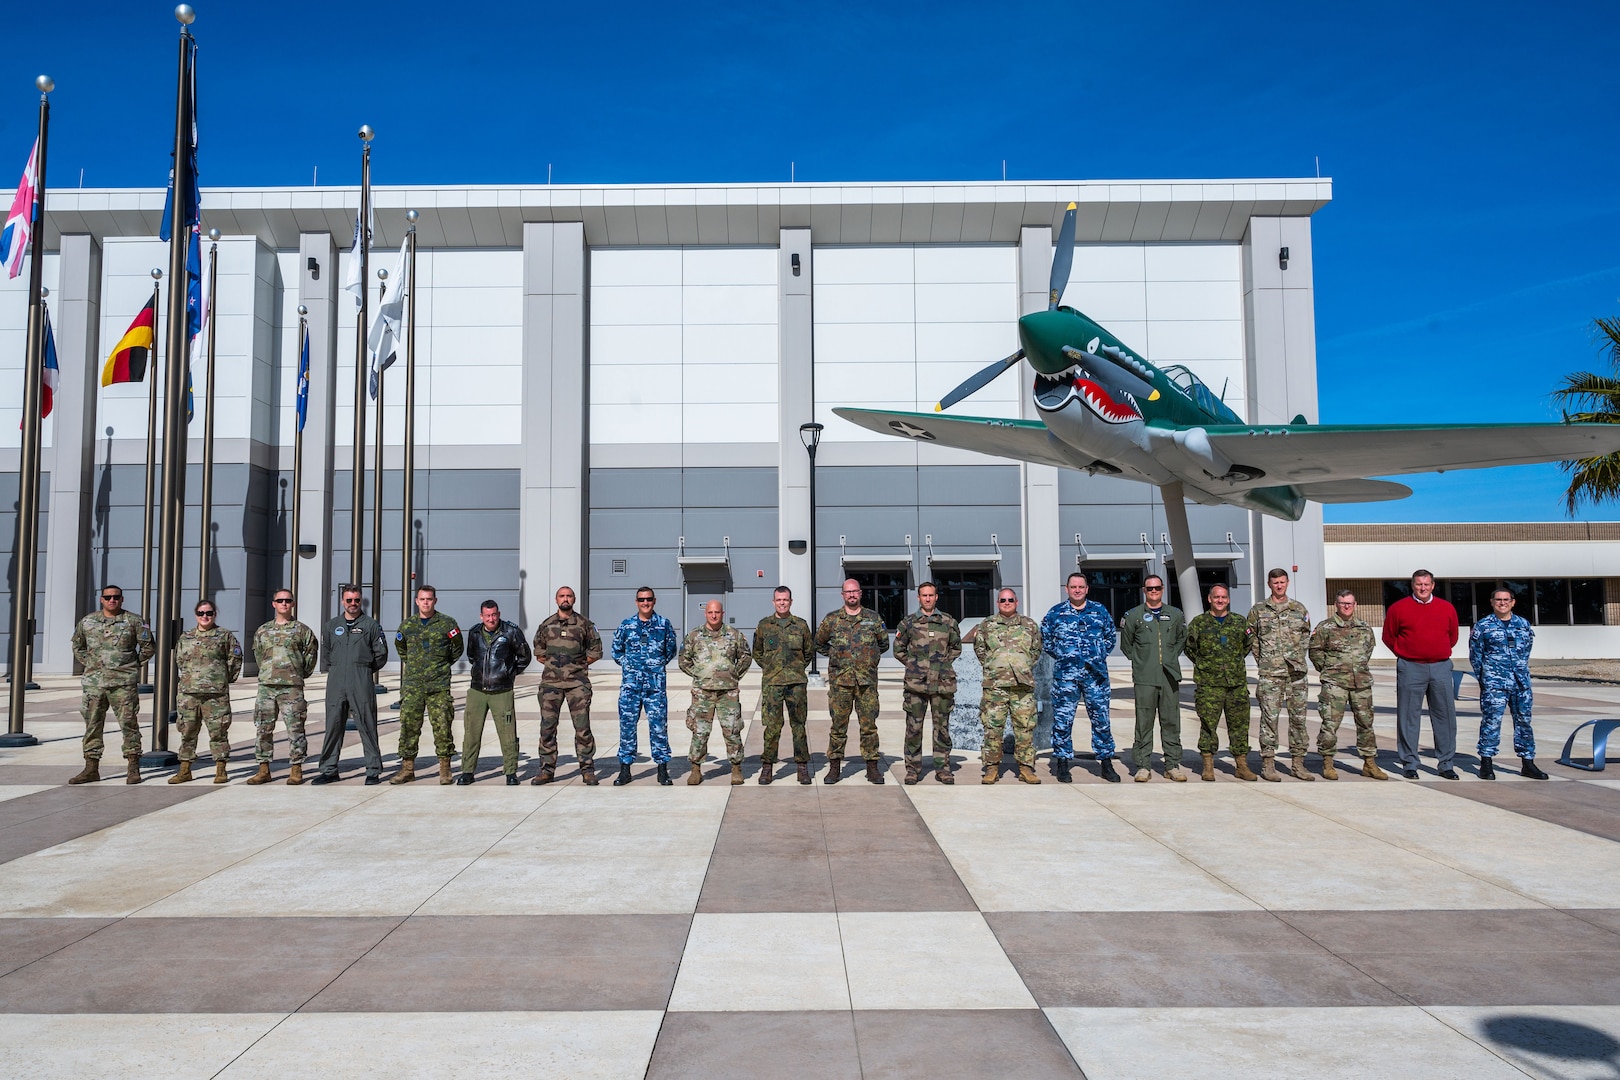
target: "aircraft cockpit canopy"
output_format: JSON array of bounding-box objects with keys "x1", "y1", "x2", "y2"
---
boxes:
[{"x1": 1159, "y1": 364, "x2": 1243, "y2": 425}]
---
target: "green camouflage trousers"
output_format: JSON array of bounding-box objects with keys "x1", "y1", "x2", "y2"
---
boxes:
[
  {"x1": 1316, "y1": 682, "x2": 1377, "y2": 756},
  {"x1": 1194, "y1": 684, "x2": 1250, "y2": 756},
  {"x1": 903, "y1": 689, "x2": 954, "y2": 767},
  {"x1": 687, "y1": 687, "x2": 744, "y2": 765},
  {"x1": 980, "y1": 687, "x2": 1036, "y2": 767},
  {"x1": 537, "y1": 686, "x2": 596, "y2": 767},
  {"x1": 828, "y1": 684, "x2": 881, "y2": 761},
  {"x1": 463, "y1": 688, "x2": 519, "y2": 775},
  {"x1": 176, "y1": 691, "x2": 233, "y2": 762},
  {"x1": 398, "y1": 686, "x2": 456, "y2": 761},
  {"x1": 81, "y1": 683, "x2": 142, "y2": 761},
  {"x1": 1132, "y1": 683, "x2": 1183, "y2": 771},
  {"x1": 759, "y1": 683, "x2": 809, "y2": 764},
  {"x1": 253, "y1": 686, "x2": 307, "y2": 764},
  {"x1": 1256, "y1": 672, "x2": 1309, "y2": 755}
]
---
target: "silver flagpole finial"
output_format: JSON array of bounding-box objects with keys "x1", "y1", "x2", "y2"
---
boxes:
[
  {"x1": 359, "y1": 124, "x2": 375, "y2": 142},
  {"x1": 297, "y1": 305, "x2": 308, "y2": 316},
  {"x1": 175, "y1": 4, "x2": 196, "y2": 25},
  {"x1": 208, "y1": 227, "x2": 220, "y2": 242},
  {"x1": 35, "y1": 76, "x2": 54, "y2": 94}
]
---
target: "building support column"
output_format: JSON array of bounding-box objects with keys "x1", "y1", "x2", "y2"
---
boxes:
[
  {"x1": 39, "y1": 234, "x2": 100, "y2": 672},
  {"x1": 1018, "y1": 225, "x2": 1060, "y2": 602},
  {"x1": 777, "y1": 228, "x2": 814, "y2": 615},
  {"x1": 519, "y1": 222, "x2": 587, "y2": 625},
  {"x1": 295, "y1": 233, "x2": 338, "y2": 629}
]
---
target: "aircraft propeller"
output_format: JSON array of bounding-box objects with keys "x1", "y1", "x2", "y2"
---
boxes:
[{"x1": 934, "y1": 201, "x2": 1077, "y2": 413}]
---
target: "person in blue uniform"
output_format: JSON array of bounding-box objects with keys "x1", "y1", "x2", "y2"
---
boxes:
[
  {"x1": 1041, "y1": 572, "x2": 1120, "y2": 783},
  {"x1": 1469, "y1": 587, "x2": 1547, "y2": 780},
  {"x1": 610, "y1": 586, "x2": 680, "y2": 786}
]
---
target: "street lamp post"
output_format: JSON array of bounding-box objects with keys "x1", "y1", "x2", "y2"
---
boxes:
[{"x1": 799, "y1": 422, "x2": 824, "y2": 678}]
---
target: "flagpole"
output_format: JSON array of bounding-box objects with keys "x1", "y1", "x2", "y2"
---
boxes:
[
  {"x1": 370, "y1": 267, "x2": 386, "y2": 623},
  {"x1": 2, "y1": 74, "x2": 52, "y2": 747},
  {"x1": 349, "y1": 125, "x2": 373, "y2": 599},
  {"x1": 291, "y1": 309, "x2": 307, "y2": 603},
  {"x1": 19, "y1": 291, "x2": 49, "y2": 692},
  {"x1": 198, "y1": 227, "x2": 219, "y2": 599},
  {"x1": 400, "y1": 210, "x2": 417, "y2": 622},
  {"x1": 150, "y1": 6, "x2": 198, "y2": 766},
  {"x1": 137, "y1": 271, "x2": 161, "y2": 695}
]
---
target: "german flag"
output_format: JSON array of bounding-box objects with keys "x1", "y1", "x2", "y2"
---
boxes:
[{"x1": 102, "y1": 295, "x2": 156, "y2": 386}]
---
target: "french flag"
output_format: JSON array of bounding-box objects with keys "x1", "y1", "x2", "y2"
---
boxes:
[
  {"x1": 41, "y1": 304, "x2": 59, "y2": 418},
  {"x1": 0, "y1": 138, "x2": 38, "y2": 280}
]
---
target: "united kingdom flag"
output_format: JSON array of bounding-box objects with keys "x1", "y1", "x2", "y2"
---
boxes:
[{"x1": 0, "y1": 138, "x2": 39, "y2": 279}]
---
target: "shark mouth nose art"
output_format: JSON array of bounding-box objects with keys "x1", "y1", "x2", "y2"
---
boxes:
[{"x1": 1035, "y1": 370, "x2": 1143, "y2": 423}]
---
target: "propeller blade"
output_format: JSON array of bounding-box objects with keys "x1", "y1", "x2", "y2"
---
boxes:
[
  {"x1": 1048, "y1": 201, "x2": 1077, "y2": 309},
  {"x1": 935, "y1": 349, "x2": 1024, "y2": 412}
]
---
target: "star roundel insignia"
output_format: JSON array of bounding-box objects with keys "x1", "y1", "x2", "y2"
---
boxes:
[{"x1": 889, "y1": 420, "x2": 936, "y2": 441}]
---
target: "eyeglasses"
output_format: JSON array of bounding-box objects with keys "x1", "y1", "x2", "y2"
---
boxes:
[
  {"x1": 196, "y1": 610, "x2": 216, "y2": 617},
  {"x1": 273, "y1": 598, "x2": 293, "y2": 604},
  {"x1": 1144, "y1": 586, "x2": 1164, "y2": 592},
  {"x1": 102, "y1": 594, "x2": 122, "y2": 601},
  {"x1": 636, "y1": 597, "x2": 655, "y2": 604},
  {"x1": 343, "y1": 597, "x2": 362, "y2": 605},
  {"x1": 997, "y1": 598, "x2": 1017, "y2": 604}
]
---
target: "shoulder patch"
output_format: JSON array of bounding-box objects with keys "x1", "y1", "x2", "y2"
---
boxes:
[
  {"x1": 395, "y1": 631, "x2": 404, "y2": 641},
  {"x1": 447, "y1": 627, "x2": 459, "y2": 638}
]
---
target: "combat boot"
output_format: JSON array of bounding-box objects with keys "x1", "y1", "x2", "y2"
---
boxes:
[
  {"x1": 1476, "y1": 756, "x2": 1494, "y2": 780},
  {"x1": 935, "y1": 764, "x2": 954, "y2": 785},
  {"x1": 687, "y1": 762, "x2": 703, "y2": 786},
  {"x1": 904, "y1": 763, "x2": 920, "y2": 785},
  {"x1": 438, "y1": 757, "x2": 453, "y2": 785},
  {"x1": 125, "y1": 755, "x2": 143, "y2": 785},
  {"x1": 730, "y1": 764, "x2": 745, "y2": 786},
  {"x1": 1164, "y1": 766, "x2": 1188, "y2": 782},
  {"x1": 580, "y1": 761, "x2": 599, "y2": 786},
  {"x1": 168, "y1": 762, "x2": 193, "y2": 785},
  {"x1": 245, "y1": 763, "x2": 272, "y2": 785},
  {"x1": 1321, "y1": 754, "x2": 1339, "y2": 780},
  {"x1": 865, "y1": 759, "x2": 885, "y2": 785},
  {"x1": 1233, "y1": 755, "x2": 1258, "y2": 782},
  {"x1": 758, "y1": 763, "x2": 774, "y2": 785},
  {"x1": 1098, "y1": 758, "x2": 1121, "y2": 783},
  {"x1": 1289, "y1": 756, "x2": 1315, "y2": 781},
  {"x1": 1260, "y1": 754, "x2": 1281, "y2": 782},
  {"x1": 825, "y1": 757, "x2": 842, "y2": 784},
  {"x1": 287, "y1": 764, "x2": 304, "y2": 785},
  {"x1": 1053, "y1": 758, "x2": 1073, "y2": 784},
  {"x1": 1018, "y1": 764, "x2": 1041, "y2": 785},
  {"x1": 214, "y1": 761, "x2": 229, "y2": 784},
  {"x1": 1521, "y1": 757, "x2": 1549, "y2": 780},
  {"x1": 656, "y1": 763, "x2": 672, "y2": 786},
  {"x1": 1201, "y1": 753, "x2": 1216, "y2": 782},
  {"x1": 390, "y1": 760, "x2": 416, "y2": 785},
  {"x1": 796, "y1": 762, "x2": 811, "y2": 785},
  {"x1": 982, "y1": 765, "x2": 1000, "y2": 784},
  {"x1": 532, "y1": 765, "x2": 555, "y2": 786},
  {"x1": 1362, "y1": 754, "x2": 1389, "y2": 780},
  {"x1": 68, "y1": 757, "x2": 100, "y2": 785}
]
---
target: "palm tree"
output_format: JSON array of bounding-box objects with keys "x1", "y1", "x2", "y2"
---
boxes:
[{"x1": 1553, "y1": 313, "x2": 1620, "y2": 515}]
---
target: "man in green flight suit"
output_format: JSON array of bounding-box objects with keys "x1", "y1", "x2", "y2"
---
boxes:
[
  {"x1": 893, "y1": 581, "x2": 961, "y2": 785},
  {"x1": 753, "y1": 585, "x2": 814, "y2": 785},
  {"x1": 393, "y1": 584, "x2": 465, "y2": 785},
  {"x1": 1118, "y1": 574, "x2": 1188, "y2": 782},
  {"x1": 1184, "y1": 583, "x2": 1257, "y2": 782}
]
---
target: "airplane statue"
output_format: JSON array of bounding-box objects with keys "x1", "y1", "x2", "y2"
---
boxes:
[{"x1": 834, "y1": 203, "x2": 1620, "y2": 614}]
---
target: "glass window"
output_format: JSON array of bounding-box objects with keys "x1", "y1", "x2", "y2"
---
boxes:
[
  {"x1": 1382, "y1": 580, "x2": 1412, "y2": 610},
  {"x1": 1165, "y1": 565, "x2": 1233, "y2": 611},
  {"x1": 1572, "y1": 579, "x2": 1605, "y2": 625},
  {"x1": 1446, "y1": 580, "x2": 1475, "y2": 623},
  {"x1": 932, "y1": 568, "x2": 996, "y2": 622},
  {"x1": 1534, "y1": 579, "x2": 1570, "y2": 627},
  {"x1": 849, "y1": 569, "x2": 909, "y2": 631},
  {"x1": 1082, "y1": 565, "x2": 1144, "y2": 625}
]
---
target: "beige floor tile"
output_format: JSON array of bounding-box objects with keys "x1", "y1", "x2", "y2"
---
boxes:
[
  {"x1": 0, "y1": 784, "x2": 52, "y2": 803},
  {"x1": 669, "y1": 912, "x2": 849, "y2": 1011},
  {"x1": 417, "y1": 853, "x2": 714, "y2": 915},
  {"x1": 0, "y1": 1013, "x2": 282, "y2": 1079},
  {"x1": 1428, "y1": 1005, "x2": 1620, "y2": 1079},
  {"x1": 218, "y1": 1010, "x2": 665, "y2": 1079},
  {"x1": 839, "y1": 911, "x2": 1035, "y2": 1009}
]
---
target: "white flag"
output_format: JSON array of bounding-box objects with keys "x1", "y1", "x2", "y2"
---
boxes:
[
  {"x1": 342, "y1": 207, "x2": 371, "y2": 312},
  {"x1": 367, "y1": 236, "x2": 408, "y2": 400}
]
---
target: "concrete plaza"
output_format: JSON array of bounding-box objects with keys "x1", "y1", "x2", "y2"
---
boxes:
[{"x1": 1, "y1": 662, "x2": 1618, "y2": 1078}]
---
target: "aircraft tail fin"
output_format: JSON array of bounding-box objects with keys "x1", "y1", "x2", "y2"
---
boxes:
[{"x1": 1291, "y1": 413, "x2": 1308, "y2": 425}]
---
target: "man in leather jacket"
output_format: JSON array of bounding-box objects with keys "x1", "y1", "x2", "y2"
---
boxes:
[{"x1": 460, "y1": 600, "x2": 533, "y2": 786}]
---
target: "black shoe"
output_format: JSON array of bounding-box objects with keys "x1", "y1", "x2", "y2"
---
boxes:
[
  {"x1": 1098, "y1": 758, "x2": 1121, "y2": 783},
  {"x1": 1521, "y1": 758, "x2": 1549, "y2": 780},
  {"x1": 1402, "y1": 768, "x2": 1419, "y2": 779},
  {"x1": 1438, "y1": 768, "x2": 1459, "y2": 780},
  {"x1": 505, "y1": 773, "x2": 519, "y2": 786},
  {"x1": 1479, "y1": 757, "x2": 1495, "y2": 780},
  {"x1": 656, "y1": 763, "x2": 672, "y2": 786},
  {"x1": 612, "y1": 762, "x2": 633, "y2": 786},
  {"x1": 364, "y1": 774, "x2": 382, "y2": 786},
  {"x1": 1053, "y1": 758, "x2": 1073, "y2": 784},
  {"x1": 311, "y1": 771, "x2": 340, "y2": 785},
  {"x1": 455, "y1": 773, "x2": 474, "y2": 786}
]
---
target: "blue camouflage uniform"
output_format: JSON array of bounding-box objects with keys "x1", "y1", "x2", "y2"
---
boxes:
[
  {"x1": 1041, "y1": 599, "x2": 1118, "y2": 761},
  {"x1": 1470, "y1": 612, "x2": 1535, "y2": 759},
  {"x1": 611, "y1": 612, "x2": 680, "y2": 765}
]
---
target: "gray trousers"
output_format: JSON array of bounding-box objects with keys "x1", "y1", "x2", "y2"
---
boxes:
[
  {"x1": 320, "y1": 670, "x2": 383, "y2": 777},
  {"x1": 1395, "y1": 658, "x2": 1456, "y2": 770}
]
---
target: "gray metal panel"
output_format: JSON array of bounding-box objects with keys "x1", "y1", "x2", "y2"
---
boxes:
[
  {"x1": 683, "y1": 467, "x2": 778, "y2": 508},
  {"x1": 590, "y1": 469, "x2": 683, "y2": 509},
  {"x1": 918, "y1": 465, "x2": 1021, "y2": 507},
  {"x1": 820, "y1": 466, "x2": 918, "y2": 506}
]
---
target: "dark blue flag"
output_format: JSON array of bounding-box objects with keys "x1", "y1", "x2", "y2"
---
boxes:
[
  {"x1": 296, "y1": 322, "x2": 310, "y2": 432},
  {"x1": 159, "y1": 35, "x2": 199, "y2": 242}
]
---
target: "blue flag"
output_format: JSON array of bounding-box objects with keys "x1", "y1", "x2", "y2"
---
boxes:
[
  {"x1": 296, "y1": 322, "x2": 310, "y2": 432},
  {"x1": 183, "y1": 226, "x2": 200, "y2": 422},
  {"x1": 159, "y1": 36, "x2": 199, "y2": 243}
]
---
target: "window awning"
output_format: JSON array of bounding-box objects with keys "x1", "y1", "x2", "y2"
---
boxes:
[
  {"x1": 841, "y1": 554, "x2": 913, "y2": 568},
  {"x1": 677, "y1": 555, "x2": 730, "y2": 569},
  {"x1": 928, "y1": 552, "x2": 1002, "y2": 566},
  {"x1": 1078, "y1": 552, "x2": 1157, "y2": 564}
]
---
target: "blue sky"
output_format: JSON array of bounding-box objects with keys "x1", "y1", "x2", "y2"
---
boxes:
[{"x1": 10, "y1": 1, "x2": 1619, "y2": 522}]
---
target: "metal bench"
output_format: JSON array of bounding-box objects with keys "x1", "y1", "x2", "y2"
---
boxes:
[{"x1": 1557, "y1": 719, "x2": 1620, "y2": 772}]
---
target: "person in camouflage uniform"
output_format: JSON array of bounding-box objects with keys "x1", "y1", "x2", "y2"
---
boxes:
[
  {"x1": 68, "y1": 585, "x2": 156, "y2": 785},
  {"x1": 1309, "y1": 589, "x2": 1389, "y2": 781},
  {"x1": 815, "y1": 578, "x2": 890, "y2": 785},
  {"x1": 248, "y1": 590, "x2": 319, "y2": 785},
  {"x1": 1469, "y1": 587, "x2": 1546, "y2": 780},
  {"x1": 893, "y1": 581, "x2": 961, "y2": 785},
  {"x1": 1119, "y1": 575, "x2": 1188, "y2": 782},
  {"x1": 533, "y1": 586, "x2": 604, "y2": 786},
  {"x1": 679, "y1": 600, "x2": 753, "y2": 786},
  {"x1": 753, "y1": 586, "x2": 814, "y2": 785},
  {"x1": 394, "y1": 585, "x2": 464, "y2": 786},
  {"x1": 1247, "y1": 568, "x2": 1314, "y2": 782},
  {"x1": 1041, "y1": 572, "x2": 1121, "y2": 783},
  {"x1": 1184, "y1": 583, "x2": 1257, "y2": 782},
  {"x1": 611, "y1": 586, "x2": 680, "y2": 786},
  {"x1": 169, "y1": 599, "x2": 244, "y2": 785},
  {"x1": 974, "y1": 588, "x2": 1043, "y2": 785}
]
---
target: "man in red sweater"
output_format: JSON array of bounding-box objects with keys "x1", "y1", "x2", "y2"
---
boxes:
[{"x1": 1381, "y1": 569, "x2": 1460, "y2": 779}]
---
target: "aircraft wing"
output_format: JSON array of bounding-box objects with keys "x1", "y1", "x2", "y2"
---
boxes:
[
  {"x1": 832, "y1": 407, "x2": 1095, "y2": 472},
  {"x1": 1201, "y1": 422, "x2": 1620, "y2": 485}
]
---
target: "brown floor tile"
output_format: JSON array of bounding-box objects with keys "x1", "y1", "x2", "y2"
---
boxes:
[
  {"x1": 0, "y1": 919, "x2": 113, "y2": 978},
  {"x1": 1279, "y1": 908, "x2": 1620, "y2": 953},
  {"x1": 0, "y1": 785, "x2": 217, "y2": 865},
  {"x1": 828, "y1": 854, "x2": 974, "y2": 912},
  {"x1": 1434, "y1": 782, "x2": 1620, "y2": 842},
  {"x1": 1352, "y1": 949, "x2": 1620, "y2": 1005},
  {"x1": 1568, "y1": 910, "x2": 1620, "y2": 937},
  {"x1": 710, "y1": 789, "x2": 826, "y2": 856},
  {"x1": 648, "y1": 1011, "x2": 861, "y2": 1079},
  {"x1": 854, "y1": 1009, "x2": 1084, "y2": 1079},
  {"x1": 698, "y1": 854, "x2": 835, "y2": 913},
  {"x1": 308, "y1": 914, "x2": 689, "y2": 1011},
  {"x1": 987, "y1": 912, "x2": 1400, "y2": 1007}
]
